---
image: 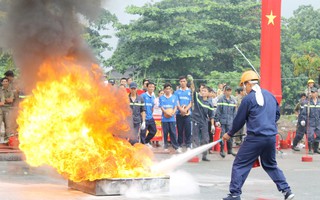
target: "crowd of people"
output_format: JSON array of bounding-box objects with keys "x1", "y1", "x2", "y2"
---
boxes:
[
  {"x1": 111, "y1": 75, "x2": 247, "y2": 160},
  {"x1": 110, "y1": 71, "x2": 297, "y2": 200}
]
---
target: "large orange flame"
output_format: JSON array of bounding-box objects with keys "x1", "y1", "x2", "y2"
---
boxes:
[{"x1": 17, "y1": 58, "x2": 154, "y2": 182}]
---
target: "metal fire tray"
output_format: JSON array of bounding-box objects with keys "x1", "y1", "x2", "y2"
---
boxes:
[{"x1": 68, "y1": 176, "x2": 170, "y2": 196}]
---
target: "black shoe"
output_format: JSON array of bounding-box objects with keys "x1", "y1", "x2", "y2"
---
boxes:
[
  {"x1": 202, "y1": 157, "x2": 210, "y2": 162},
  {"x1": 291, "y1": 146, "x2": 300, "y2": 151},
  {"x1": 220, "y1": 151, "x2": 226, "y2": 158},
  {"x1": 222, "y1": 194, "x2": 241, "y2": 200},
  {"x1": 284, "y1": 190, "x2": 295, "y2": 200},
  {"x1": 228, "y1": 151, "x2": 237, "y2": 156}
]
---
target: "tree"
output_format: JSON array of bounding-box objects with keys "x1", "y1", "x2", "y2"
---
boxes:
[
  {"x1": 83, "y1": 8, "x2": 118, "y2": 67},
  {"x1": 280, "y1": 5, "x2": 320, "y2": 112},
  {"x1": 108, "y1": 0, "x2": 261, "y2": 79}
]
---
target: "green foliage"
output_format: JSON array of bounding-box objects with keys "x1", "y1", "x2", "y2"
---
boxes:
[
  {"x1": 281, "y1": 5, "x2": 320, "y2": 112},
  {"x1": 0, "y1": 52, "x2": 15, "y2": 75},
  {"x1": 205, "y1": 70, "x2": 242, "y2": 90},
  {"x1": 108, "y1": 0, "x2": 261, "y2": 79}
]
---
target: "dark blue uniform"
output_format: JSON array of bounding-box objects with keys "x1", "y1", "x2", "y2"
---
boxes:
[
  {"x1": 300, "y1": 98, "x2": 320, "y2": 152},
  {"x1": 292, "y1": 100, "x2": 307, "y2": 149},
  {"x1": 192, "y1": 92, "x2": 214, "y2": 159},
  {"x1": 215, "y1": 95, "x2": 237, "y2": 154},
  {"x1": 129, "y1": 94, "x2": 145, "y2": 143},
  {"x1": 226, "y1": 89, "x2": 291, "y2": 196}
]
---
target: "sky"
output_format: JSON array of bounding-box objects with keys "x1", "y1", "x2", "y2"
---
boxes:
[{"x1": 102, "y1": 0, "x2": 320, "y2": 59}]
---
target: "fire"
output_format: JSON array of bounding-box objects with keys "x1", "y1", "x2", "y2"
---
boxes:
[{"x1": 17, "y1": 58, "x2": 155, "y2": 182}]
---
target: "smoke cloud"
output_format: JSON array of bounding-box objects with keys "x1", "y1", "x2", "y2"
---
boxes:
[{"x1": 0, "y1": 0, "x2": 103, "y2": 92}]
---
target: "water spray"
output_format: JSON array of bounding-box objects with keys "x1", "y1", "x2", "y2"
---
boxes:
[{"x1": 151, "y1": 139, "x2": 222, "y2": 175}]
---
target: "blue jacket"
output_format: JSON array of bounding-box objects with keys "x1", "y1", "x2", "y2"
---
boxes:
[
  {"x1": 228, "y1": 89, "x2": 280, "y2": 137},
  {"x1": 192, "y1": 92, "x2": 214, "y2": 124},
  {"x1": 159, "y1": 94, "x2": 178, "y2": 122},
  {"x1": 129, "y1": 94, "x2": 145, "y2": 124},
  {"x1": 174, "y1": 88, "x2": 192, "y2": 115},
  {"x1": 301, "y1": 98, "x2": 320, "y2": 127},
  {"x1": 214, "y1": 95, "x2": 237, "y2": 125},
  {"x1": 141, "y1": 92, "x2": 155, "y2": 120}
]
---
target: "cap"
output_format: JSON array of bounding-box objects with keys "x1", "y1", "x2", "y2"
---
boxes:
[
  {"x1": 108, "y1": 79, "x2": 115, "y2": 85},
  {"x1": 308, "y1": 79, "x2": 315, "y2": 84},
  {"x1": 311, "y1": 87, "x2": 318, "y2": 93},
  {"x1": 129, "y1": 82, "x2": 138, "y2": 89}
]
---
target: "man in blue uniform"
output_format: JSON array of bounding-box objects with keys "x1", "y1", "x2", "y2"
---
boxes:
[
  {"x1": 215, "y1": 85, "x2": 237, "y2": 157},
  {"x1": 221, "y1": 71, "x2": 294, "y2": 200},
  {"x1": 128, "y1": 82, "x2": 146, "y2": 144},
  {"x1": 175, "y1": 76, "x2": 192, "y2": 149},
  {"x1": 291, "y1": 93, "x2": 307, "y2": 151},
  {"x1": 159, "y1": 83, "x2": 181, "y2": 153},
  {"x1": 140, "y1": 82, "x2": 157, "y2": 145},
  {"x1": 300, "y1": 87, "x2": 320, "y2": 154},
  {"x1": 191, "y1": 84, "x2": 215, "y2": 161}
]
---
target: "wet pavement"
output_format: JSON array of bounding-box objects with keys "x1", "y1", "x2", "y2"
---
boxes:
[{"x1": 0, "y1": 148, "x2": 319, "y2": 200}]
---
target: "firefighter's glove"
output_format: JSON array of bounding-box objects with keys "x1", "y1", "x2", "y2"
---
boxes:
[
  {"x1": 215, "y1": 122, "x2": 221, "y2": 127},
  {"x1": 211, "y1": 125, "x2": 215, "y2": 134},
  {"x1": 141, "y1": 121, "x2": 146, "y2": 130},
  {"x1": 300, "y1": 120, "x2": 306, "y2": 127}
]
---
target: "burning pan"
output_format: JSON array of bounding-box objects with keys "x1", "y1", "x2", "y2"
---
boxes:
[{"x1": 68, "y1": 176, "x2": 170, "y2": 196}]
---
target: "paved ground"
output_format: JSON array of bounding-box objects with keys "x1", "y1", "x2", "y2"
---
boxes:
[{"x1": 0, "y1": 148, "x2": 319, "y2": 200}]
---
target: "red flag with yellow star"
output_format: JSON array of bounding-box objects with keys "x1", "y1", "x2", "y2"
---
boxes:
[{"x1": 260, "y1": 0, "x2": 282, "y2": 103}]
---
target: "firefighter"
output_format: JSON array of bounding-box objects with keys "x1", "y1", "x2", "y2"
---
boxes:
[
  {"x1": 305, "y1": 79, "x2": 315, "y2": 97},
  {"x1": 221, "y1": 70, "x2": 294, "y2": 200},
  {"x1": 291, "y1": 93, "x2": 307, "y2": 151},
  {"x1": 300, "y1": 87, "x2": 320, "y2": 154},
  {"x1": 214, "y1": 85, "x2": 237, "y2": 158},
  {"x1": 128, "y1": 82, "x2": 146, "y2": 144}
]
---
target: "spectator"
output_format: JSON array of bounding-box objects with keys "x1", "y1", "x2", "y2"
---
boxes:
[
  {"x1": 1, "y1": 77, "x2": 14, "y2": 143},
  {"x1": 142, "y1": 78, "x2": 149, "y2": 92},
  {"x1": 305, "y1": 79, "x2": 315, "y2": 97},
  {"x1": 159, "y1": 83, "x2": 181, "y2": 153},
  {"x1": 291, "y1": 93, "x2": 307, "y2": 151},
  {"x1": 300, "y1": 87, "x2": 320, "y2": 154},
  {"x1": 140, "y1": 82, "x2": 157, "y2": 146},
  {"x1": 120, "y1": 77, "x2": 127, "y2": 87},
  {"x1": 4, "y1": 70, "x2": 18, "y2": 103},
  {"x1": 128, "y1": 82, "x2": 146, "y2": 144},
  {"x1": 215, "y1": 85, "x2": 237, "y2": 158},
  {"x1": 127, "y1": 77, "x2": 133, "y2": 86},
  {"x1": 217, "y1": 83, "x2": 224, "y2": 96},
  {"x1": 175, "y1": 76, "x2": 192, "y2": 150},
  {"x1": 108, "y1": 79, "x2": 115, "y2": 86},
  {"x1": 154, "y1": 90, "x2": 164, "y2": 115}
]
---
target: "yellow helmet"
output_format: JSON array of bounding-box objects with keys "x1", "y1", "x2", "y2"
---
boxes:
[
  {"x1": 239, "y1": 70, "x2": 259, "y2": 86},
  {"x1": 307, "y1": 79, "x2": 315, "y2": 84}
]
